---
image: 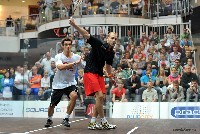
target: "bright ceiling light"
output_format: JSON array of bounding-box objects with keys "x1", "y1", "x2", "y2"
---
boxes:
[{"x1": 22, "y1": 0, "x2": 25, "y2": 2}]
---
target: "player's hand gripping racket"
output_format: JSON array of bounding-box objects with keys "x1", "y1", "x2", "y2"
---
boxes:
[{"x1": 71, "y1": 0, "x2": 83, "y2": 19}]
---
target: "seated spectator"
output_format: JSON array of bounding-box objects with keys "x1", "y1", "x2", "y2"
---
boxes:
[
  {"x1": 181, "y1": 65, "x2": 198, "y2": 97},
  {"x1": 155, "y1": 68, "x2": 168, "y2": 101},
  {"x1": 158, "y1": 53, "x2": 170, "y2": 69},
  {"x1": 131, "y1": 62, "x2": 142, "y2": 76},
  {"x1": 142, "y1": 81, "x2": 158, "y2": 102},
  {"x1": 169, "y1": 46, "x2": 181, "y2": 65},
  {"x1": 181, "y1": 50, "x2": 193, "y2": 67},
  {"x1": 138, "y1": 69, "x2": 156, "y2": 102},
  {"x1": 171, "y1": 40, "x2": 182, "y2": 53},
  {"x1": 135, "y1": 53, "x2": 146, "y2": 70},
  {"x1": 180, "y1": 36, "x2": 192, "y2": 48},
  {"x1": 183, "y1": 59, "x2": 196, "y2": 74},
  {"x1": 168, "y1": 67, "x2": 181, "y2": 85},
  {"x1": 1, "y1": 71, "x2": 14, "y2": 100},
  {"x1": 171, "y1": 59, "x2": 183, "y2": 76},
  {"x1": 133, "y1": 46, "x2": 146, "y2": 62},
  {"x1": 186, "y1": 79, "x2": 200, "y2": 102},
  {"x1": 125, "y1": 71, "x2": 141, "y2": 101},
  {"x1": 180, "y1": 28, "x2": 190, "y2": 40},
  {"x1": 142, "y1": 62, "x2": 157, "y2": 77},
  {"x1": 111, "y1": 80, "x2": 128, "y2": 102},
  {"x1": 140, "y1": 32, "x2": 149, "y2": 43},
  {"x1": 168, "y1": 80, "x2": 185, "y2": 102}
]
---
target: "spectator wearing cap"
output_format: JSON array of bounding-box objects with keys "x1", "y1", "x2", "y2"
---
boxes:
[
  {"x1": 125, "y1": 71, "x2": 141, "y2": 101},
  {"x1": 168, "y1": 80, "x2": 185, "y2": 102}
]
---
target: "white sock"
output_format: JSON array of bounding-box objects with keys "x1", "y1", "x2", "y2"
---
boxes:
[
  {"x1": 48, "y1": 116, "x2": 52, "y2": 120},
  {"x1": 101, "y1": 117, "x2": 107, "y2": 123},
  {"x1": 90, "y1": 117, "x2": 96, "y2": 123},
  {"x1": 65, "y1": 114, "x2": 70, "y2": 119}
]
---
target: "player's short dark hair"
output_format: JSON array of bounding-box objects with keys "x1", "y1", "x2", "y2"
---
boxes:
[{"x1": 61, "y1": 37, "x2": 72, "y2": 46}]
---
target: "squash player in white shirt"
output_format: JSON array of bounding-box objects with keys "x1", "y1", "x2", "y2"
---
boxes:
[{"x1": 44, "y1": 37, "x2": 85, "y2": 128}]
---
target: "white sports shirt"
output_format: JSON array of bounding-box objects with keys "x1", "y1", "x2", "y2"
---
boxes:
[{"x1": 52, "y1": 52, "x2": 85, "y2": 89}]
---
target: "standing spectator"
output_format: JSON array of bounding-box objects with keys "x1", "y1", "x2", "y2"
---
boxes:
[
  {"x1": 40, "y1": 70, "x2": 50, "y2": 100},
  {"x1": 6, "y1": 15, "x2": 13, "y2": 27},
  {"x1": 13, "y1": 67, "x2": 29, "y2": 100},
  {"x1": 168, "y1": 80, "x2": 185, "y2": 102},
  {"x1": 186, "y1": 79, "x2": 200, "y2": 102},
  {"x1": 1, "y1": 71, "x2": 14, "y2": 100},
  {"x1": 44, "y1": 0, "x2": 53, "y2": 21},
  {"x1": 27, "y1": 66, "x2": 42, "y2": 100},
  {"x1": 35, "y1": 62, "x2": 44, "y2": 77},
  {"x1": 142, "y1": 81, "x2": 158, "y2": 102},
  {"x1": 41, "y1": 52, "x2": 55, "y2": 72},
  {"x1": 111, "y1": 80, "x2": 128, "y2": 102},
  {"x1": 9, "y1": 67, "x2": 15, "y2": 80},
  {"x1": 77, "y1": 69, "x2": 85, "y2": 107}
]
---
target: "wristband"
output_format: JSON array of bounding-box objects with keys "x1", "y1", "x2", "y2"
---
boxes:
[
  {"x1": 73, "y1": 62, "x2": 77, "y2": 66},
  {"x1": 108, "y1": 74, "x2": 113, "y2": 78}
]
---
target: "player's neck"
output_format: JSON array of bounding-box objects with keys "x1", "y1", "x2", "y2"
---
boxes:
[{"x1": 64, "y1": 51, "x2": 72, "y2": 58}]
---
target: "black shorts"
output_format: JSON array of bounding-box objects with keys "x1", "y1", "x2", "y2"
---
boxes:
[{"x1": 50, "y1": 85, "x2": 77, "y2": 106}]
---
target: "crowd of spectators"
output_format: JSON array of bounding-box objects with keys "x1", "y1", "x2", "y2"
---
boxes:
[{"x1": 0, "y1": 25, "x2": 199, "y2": 104}]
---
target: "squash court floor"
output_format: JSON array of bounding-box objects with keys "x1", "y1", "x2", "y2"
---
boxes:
[{"x1": 0, "y1": 118, "x2": 199, "y2": 134}]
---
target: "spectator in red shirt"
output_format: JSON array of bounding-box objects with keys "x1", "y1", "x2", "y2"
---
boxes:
[{"x1": 111, "y1": 80, "x2": 128, "y2": 102}]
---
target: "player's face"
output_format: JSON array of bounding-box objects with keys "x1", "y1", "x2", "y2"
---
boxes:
[
  {"x1": 63, "y1": 41, "x2": 72, "y2": 51},
  {"x1": 107, "y1": 33, "x2": 117, "y2": 47}
]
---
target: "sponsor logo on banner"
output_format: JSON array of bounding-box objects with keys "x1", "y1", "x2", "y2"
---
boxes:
[
  {"x1": 171, "y1": 106, "x2": 200, "y2": 118},
  {"x1": 25, "y1": 107, "x2": 67, "y2": 112},
  {"x1": 127, "y1": 105, "x2": 153, "y2": 119}
]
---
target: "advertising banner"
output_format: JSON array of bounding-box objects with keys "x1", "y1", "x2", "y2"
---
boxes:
[
  {"x1": 24, "y1": 101, "x2": 74, "y2": 118},
  {"x1": 0, "y1": 101, "x2": 23, "y2": 117},
  {"x1": 112, "y1": 102, "x2": 159, "y2": 119},
  {"x1": 160, "y1": 102, "x2": 200, "y2": 119}
]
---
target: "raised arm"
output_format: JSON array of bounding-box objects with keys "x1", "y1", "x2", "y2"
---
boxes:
[{"x1": 69, "y1": 18, "x2": 90, "y2": 39}]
